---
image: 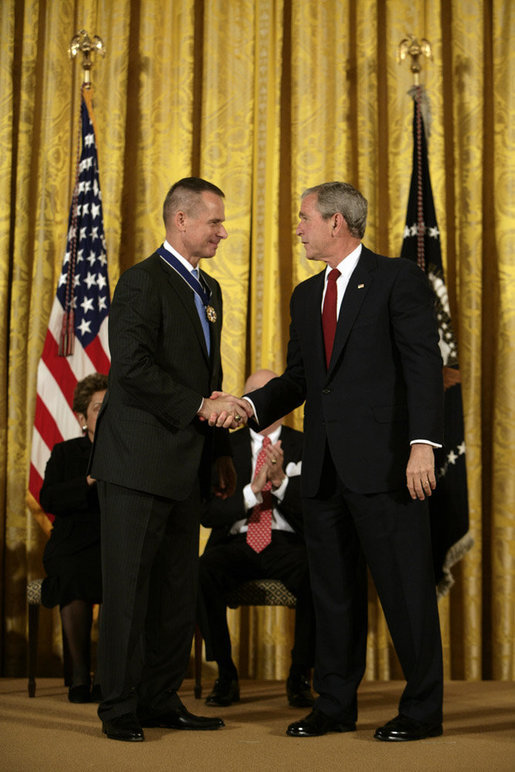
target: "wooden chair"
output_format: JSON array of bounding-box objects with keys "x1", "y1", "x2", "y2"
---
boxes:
[
  {"x1": 194, "y1": 578, "x2": 297, "y2": 698},
  {"x1": 26, "y1": 577, "x2": 72, "y2": 697}
]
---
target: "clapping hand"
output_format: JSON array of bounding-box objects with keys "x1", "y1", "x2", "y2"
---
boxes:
[{"x1": 250, "y1": 439, "x2": 285, "y2": 493}]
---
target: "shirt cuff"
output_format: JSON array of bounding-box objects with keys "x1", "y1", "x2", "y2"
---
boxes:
[
  {"x1": 243, "y1": 482, "x2": 261, "y2": 509},
  {"x1": 410, "y1": 439, "x2": 442, "y2": 448},
  {"x1": 271, "y1": 475, "x2": 288, "y2": 500},
  {"x1": 242, "y1": 396, "x2": 258, "y2": 422}
]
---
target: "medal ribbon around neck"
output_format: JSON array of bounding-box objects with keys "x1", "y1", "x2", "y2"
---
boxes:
[{"x1": 156, "y1": 245, "x2": 217, "y2": 323}]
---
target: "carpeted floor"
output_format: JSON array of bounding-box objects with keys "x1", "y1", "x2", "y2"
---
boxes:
[{"x1": 1, "y1": 678, "x2": 514, "y2": 771}]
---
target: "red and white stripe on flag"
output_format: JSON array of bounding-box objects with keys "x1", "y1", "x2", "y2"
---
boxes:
[{"x1": 28, "y1": 87, "x2": 110, "y2": 516}]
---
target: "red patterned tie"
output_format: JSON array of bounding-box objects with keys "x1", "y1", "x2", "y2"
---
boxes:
[
  {"x1": 246, "y1": 436, "x2": 273, "y2": 553},
  {"x1": 322, "y1": 268, "x2": 341, "y2": 367}
]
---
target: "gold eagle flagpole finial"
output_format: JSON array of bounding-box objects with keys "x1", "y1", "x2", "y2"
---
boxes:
[
  {"x1": 397, "y1": 35, "x2": 432, "y2": 85},
  {"x1": 69, "y1": 29, "x2": 105, "y2": 87}
]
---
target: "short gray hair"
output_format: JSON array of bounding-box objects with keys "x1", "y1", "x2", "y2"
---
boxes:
[{"x1": 302, "y1": 181, "x2": 368, "y2": 239}]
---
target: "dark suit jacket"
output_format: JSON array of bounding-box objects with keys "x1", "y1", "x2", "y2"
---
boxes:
[
  {"x1": 90, "y1": 250, "x2": 228, "y2": 500},
  {"x1": 202, "y1": 425, "x2": 304, "y2": 548},
  {"x1": 40, "y1": 436, "x2": 100, "y2": 561},
  {"x1": 249, "y1": 248, "x2": 444, "y2": 496}
]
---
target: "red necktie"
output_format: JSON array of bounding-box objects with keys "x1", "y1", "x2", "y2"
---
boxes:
[
  {"x1": 246, "y1": 436, "x2": 273, "y2": 553},
  {"x1": 322, "y1": 268, "x2": 341, "y2": 367}
]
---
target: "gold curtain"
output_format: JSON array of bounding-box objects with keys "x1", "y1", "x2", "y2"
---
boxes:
[{"x1": 1, "y1": 0, "x2": 513, "y2": 682}]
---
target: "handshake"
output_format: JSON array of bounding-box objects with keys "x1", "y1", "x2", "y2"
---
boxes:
[{"x1": 197, "y1": 391, "x2": 254, "y2": 430}]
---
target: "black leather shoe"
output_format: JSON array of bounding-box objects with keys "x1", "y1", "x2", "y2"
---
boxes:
[
  {"x1": 286, "y1": 709, "x2": 356, "y2": 737},
  {"x1": 374, "y1": 714, "x2": 443, "y2": 742},
  {"x1": 286, "y1": 674, "x2": 315, "y2": 708},
  {"x1": 140, "y1": 704, "x2": 224, "y2": 730},
  {"x1": 102, "y1": 713, "x2": 144, "y2": 742},
  {"x1": 205, "y1": 678, "x2": 240, "y2": 707},
  {"x1": 68, "y1": 684, "x2": 91, "y2": 703}
]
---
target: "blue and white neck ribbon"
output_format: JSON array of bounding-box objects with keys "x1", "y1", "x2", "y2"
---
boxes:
[{"x1": 156, "y1": 244, "x2": 217, "y2": 323}]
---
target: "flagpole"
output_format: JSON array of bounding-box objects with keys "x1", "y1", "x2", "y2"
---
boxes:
[
  {"x1": 397, "y1": 36, "x2": 434, "y2": 271},
  {"x1": 59, "y1": 31, "x2": 106, "y2": 356}
]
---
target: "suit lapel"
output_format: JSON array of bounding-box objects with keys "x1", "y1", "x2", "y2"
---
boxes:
[
  {"x1": 157, "y1": 256, "x2": 211, "y2": 364},
  {"x1": 200, "y1": 269, "x2": 223, "y2": 371},
  {"x1": 328, "y1": 248, "x2": 376, "y2": 374},
  {"x1": 304, "y1": 271, "x2": 327, "y2": 372}
]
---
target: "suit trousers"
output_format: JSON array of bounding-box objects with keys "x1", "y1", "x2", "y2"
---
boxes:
[
  {"x1": 97, "y1": 480, "x2": 201, "y2": 721},
  {"x1": 199, "y1": 532, "x2": 315, "y2": 675},
  {"x1": 304, "y1": 452, "x2": 443, "y2": 725}
]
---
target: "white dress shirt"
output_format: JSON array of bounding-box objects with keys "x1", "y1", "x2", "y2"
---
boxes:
[
  {"x1": 321, "y1": 244, "x2": 362, "y2": 315},
  {"x1": 161, "y1": 239, "x2": 194, "y2": 273}
]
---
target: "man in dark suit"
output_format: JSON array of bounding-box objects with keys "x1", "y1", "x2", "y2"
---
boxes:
[
  {"x1": 237, "y1": 182, "x2": 444, "y2": 741},
  {"x1": 199, "y1": 369, "x2": 315, "y2": 709},
  {"x1": 90, "y1": 177, "x2": 252, "y2": 742}
]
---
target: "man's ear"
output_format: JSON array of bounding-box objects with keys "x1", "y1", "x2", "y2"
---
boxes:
[
  {"x1": 175, "y1": 210, "x2": 186, "y2": 230},
  {"x1": 332, "y1": 212, "x2": 350, "y2": 237}
]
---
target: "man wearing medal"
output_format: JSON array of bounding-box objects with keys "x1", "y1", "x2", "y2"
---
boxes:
[{"x1": 90, "y1": 177, "x2": 253, "y2": 742}]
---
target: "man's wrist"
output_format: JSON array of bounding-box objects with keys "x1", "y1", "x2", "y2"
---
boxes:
[{"x1": 271, "y1": 474, "x2": 288, "y2": 499}]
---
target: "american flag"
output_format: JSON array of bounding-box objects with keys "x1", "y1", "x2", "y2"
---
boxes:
[
  {"x1": 401, "y1": 85, "x2": 473, "y2": 597},
  {"x1": 27, "y1": 87, "x2": 110, "y2": 515}
]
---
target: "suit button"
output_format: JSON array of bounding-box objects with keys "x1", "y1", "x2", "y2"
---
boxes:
[{"x1": 322, "y1": 388, "x2": 331, "y2": 394}]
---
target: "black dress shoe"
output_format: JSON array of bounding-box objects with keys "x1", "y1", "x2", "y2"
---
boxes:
[
  {"x1": 102, "y1": 713, "x2": 144, "y2": 742},
  {"x1": 286, "y1": 674, "x2": 315, "y2": 708},
  {"x1": 140, "y1": 704, "x2": 224, "y2": 730},
  {"x1": 68, "y1": 684, "x2": 91, "y2": 703},
  {"x1": 374, "y1": 714, "x2": 443, "y2": 742},
  {"x1": 286, "y1": 709, "x2": 356, "y2": 737},
  {"x1": 205, "y1": 678, "x2": 240, "y2": 707}
]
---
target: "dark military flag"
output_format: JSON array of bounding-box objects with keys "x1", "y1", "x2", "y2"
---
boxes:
[{"x1": 401, "y1": 85, "x2": 473, "y2": 597}]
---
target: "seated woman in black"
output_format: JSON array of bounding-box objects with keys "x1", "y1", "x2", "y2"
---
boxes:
[{"x1": 40, "y1": 372, "x2": 107, "y2": 703}]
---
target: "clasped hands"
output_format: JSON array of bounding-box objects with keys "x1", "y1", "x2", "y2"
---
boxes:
[
  {"x1": 197, "y1": 390, "x2": 254, "y2": 429},
  {"x1": 251, "y1": 439, "x2": 285, "y2": 492}
]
